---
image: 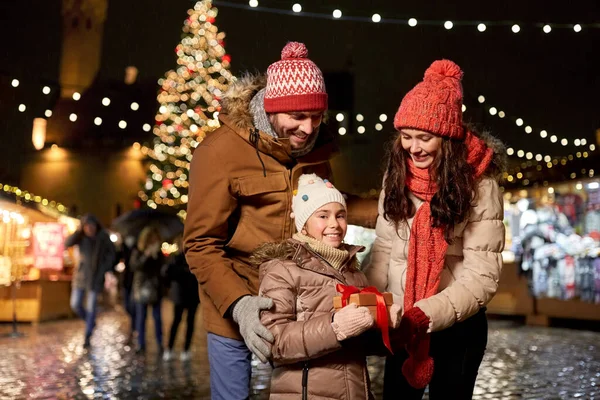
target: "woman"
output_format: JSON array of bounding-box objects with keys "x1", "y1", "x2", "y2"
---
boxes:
[
  {"x1": 366, "y1": 59, "x2": 506, "y2": 399},
  {"x1": 130, "y1": 225, "x2": 165, "y2": 354}
]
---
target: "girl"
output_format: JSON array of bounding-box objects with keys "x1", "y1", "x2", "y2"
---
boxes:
[
  {"x1": 366, "y1": 60, "x2": 506, "y2": 399},
  {"x1": 254, "y1": 174, "x2": 400, "y2": 399},
  {"x1": 130, "y1": 225, "x2": 165, "y2": 354}
]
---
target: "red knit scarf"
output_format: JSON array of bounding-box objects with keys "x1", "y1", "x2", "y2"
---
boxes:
[{"x1": 403, "y1": 131, "x2": 494, "y2": 313}]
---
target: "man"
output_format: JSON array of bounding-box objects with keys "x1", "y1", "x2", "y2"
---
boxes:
[
  {"x1": 184, "y1": 41, "x2": 335, "y2": 399},
  {"x1": 66, "y1": 214, "x2": 116, "y2": 348}
]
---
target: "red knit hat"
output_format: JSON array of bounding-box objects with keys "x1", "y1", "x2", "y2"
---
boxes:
[
  {"x1": 394, "y1": 59, "x2": 465, "y2": 140},
  {"x1": 264, "y1": 42, "x2": 328, "y2": 113}
]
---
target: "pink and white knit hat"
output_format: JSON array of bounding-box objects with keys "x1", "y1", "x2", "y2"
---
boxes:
[{"x1": 264, "y1": 42, "x2": 328, "y2": 113}]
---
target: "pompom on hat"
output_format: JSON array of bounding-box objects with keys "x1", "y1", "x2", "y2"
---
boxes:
[
  {"x1": 394, "y1": 59, "x2": 465, "y2": 140},
  {"x1": 264, "y1": 42, "x2": 328, "y2": 113},
  {"x1": 291, "y1": 174, "x2": 346, "y2": 232}
]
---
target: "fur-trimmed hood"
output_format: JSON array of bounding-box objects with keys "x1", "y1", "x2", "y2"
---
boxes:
[
  {"x1": 250, "y1": 239, "x2": 364, "y2": 270},
  {"x1": 220, "y1": 73, "x2": 267, "y2": 132},
  {"x1": 250, "y1": 240, "x2": 297, "y2": 267}
]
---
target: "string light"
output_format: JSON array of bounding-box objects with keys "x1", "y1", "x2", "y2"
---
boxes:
[
  {"x1": 462, "y1": 104, "x2": 467, "y2": 112},
  {"x1": 94, "y1": 117, "x2": 102, "y2": 126},
  {"x1": 42, "y1": 86, "x2": 51, "y2": 95},
  {"x1": 102, "y1": 97, "x2": 111, "y2": 106},
  {"x1": 356, "y1": 114, "x2": 364, "y2": 122},
  {"x1": 357, "y1": 126, "x2": 365, "y2": 134},
  {"x1": 292, "y1": 3, "x2": 301, "y2": 12},
  {"x1": 444, "y1": 21, "x2": 453, "y2": 30},
  {"x1": 0, "y1": 183, "x2": 67, "y2": 214},
  {"x1": 477, "y1": 95, "x2": 485, "y2": 103},
  {"x1": 379, "y1": 114, "x2": 388, "y2": 122},
  {"x1": 543, "y1": 24, "x2": 552, "y2": 33},
  {"x1": 131, "y1": 102, "x2": 140, "y2": 111},
  {"x1": 72, "y1": 92, "x2": 81, "y2": 101},
  {"x1": 375, "y1": 123, "x2": 383, "y2": 131},
  {"x1": 18, "y1": 104, "x2": 26, "y2": 112},
  {"x1": 372, "y1": 13, "x2": 381, "y2": 23},
  {"x1": 338, "y1": 127, "x2": 346, "y2": 135},
  {"x1": 143, "y1": 124, "x2": 151, "y2": 132},
  {"x1": 215, "y1": 3, "x2": 594, "y2": 33},
  {"x1": 44, "y1": 110, "x2": 52, "y2": 118},
  {"x1": 119, "y1": 120, "x2": 127, "y2": 129},
  {"x1": 480, "y1": 96, "x2": 588, "y2": 148},
  {"x1": 333, "y1": 9, "x2": 342, "y2": 18},
  {"x1": 336, "y1": 113, "x2": 344, "y2": 122},
  {"x1": 11, "y1": 79, "x2": 19, "y2": 87}
]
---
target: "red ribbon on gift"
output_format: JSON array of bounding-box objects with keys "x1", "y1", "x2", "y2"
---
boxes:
[{"x1": 336, "y1": 284, "x2": 394, "y2": 354}]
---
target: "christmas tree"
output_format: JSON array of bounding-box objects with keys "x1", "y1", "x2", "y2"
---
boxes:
[{"x1": 139, "y1": 0, "x2": 235, "y2": 219}]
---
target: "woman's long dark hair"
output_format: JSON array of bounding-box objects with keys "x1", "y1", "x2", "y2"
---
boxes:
[{"x1": 382, "y1": 130, "x2": 477, "y2": 244}]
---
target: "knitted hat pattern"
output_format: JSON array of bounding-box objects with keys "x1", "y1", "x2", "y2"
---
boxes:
[
  {"x1": 291, "y1": 174, "x2": 346, "y2": 232},
  {"x1": 264, "y1": 42, "x2": 328, "y2": 113},
  {"x1": 394, "y1": 59, "x2": 465, "y2": 139}
]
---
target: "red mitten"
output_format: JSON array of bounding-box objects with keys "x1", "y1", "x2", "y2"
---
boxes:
[{"x1": 397, "y1": 306, "x2": 430, "y2": 344}]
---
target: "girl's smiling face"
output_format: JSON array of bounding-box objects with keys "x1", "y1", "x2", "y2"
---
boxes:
[{"x1": 303, "y1": 202, "x2": 347, "y2": 248}]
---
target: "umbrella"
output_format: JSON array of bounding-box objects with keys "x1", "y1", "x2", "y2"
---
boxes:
[{"x1": 111, "y1": 209, "x2": 184, "y2": 241}]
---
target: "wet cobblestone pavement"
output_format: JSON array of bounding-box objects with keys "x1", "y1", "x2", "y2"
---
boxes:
[{"x1": 1, "y1": 305, "x2": 598, "y2": 399}]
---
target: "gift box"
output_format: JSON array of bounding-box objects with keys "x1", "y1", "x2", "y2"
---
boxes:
[{"x1": 333, "y1": 292, "x2": 393, "y2": 323}]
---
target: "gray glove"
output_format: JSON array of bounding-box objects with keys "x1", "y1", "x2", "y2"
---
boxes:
[{"x1": 232, "y1": 295, "x2": 275, "y2": 363}]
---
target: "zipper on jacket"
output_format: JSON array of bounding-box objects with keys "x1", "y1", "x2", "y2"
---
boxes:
[{"x1": 302, "y1": 361, "x2": 309, "y2": 400}]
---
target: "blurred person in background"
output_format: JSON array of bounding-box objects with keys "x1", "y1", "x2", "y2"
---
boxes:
[
  {"x1": 130, "y1": 226, "x2": 165, "y2": 354},
  {"x1": 162, "y1": 235, "x2": 200, "y2": 362},
  {"x1": 66, "y1": 213, "x2": 117, "y2": 348},
  {"x1": 118, "y1": 235, "x2": 138, "y2": 344}
]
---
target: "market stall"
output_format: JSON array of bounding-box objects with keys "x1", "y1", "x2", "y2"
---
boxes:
[
  {"x1": 0, "y1": 190, "x2": 79, "y2": 324},
  {"x1": 487, "y1": 178, "x2": 600, "y2": 325}
]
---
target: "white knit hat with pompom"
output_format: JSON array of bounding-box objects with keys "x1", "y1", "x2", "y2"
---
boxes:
[{"x1": 291, "y1": 174, "x2": 346, "y2": 232}]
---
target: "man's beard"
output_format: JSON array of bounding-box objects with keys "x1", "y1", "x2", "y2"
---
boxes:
[{"x1": 271, "y1": 120, "x2": 320, "y2": 158}]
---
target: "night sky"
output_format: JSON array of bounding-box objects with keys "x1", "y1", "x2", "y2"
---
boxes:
[{"x1": 1, "y1": 0, "x2": 599, "y2": 193}]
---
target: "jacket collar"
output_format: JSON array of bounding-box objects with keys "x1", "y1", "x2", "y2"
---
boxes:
[{"x1": 219, "y1": 114, "x2": 294, "y2": 165}]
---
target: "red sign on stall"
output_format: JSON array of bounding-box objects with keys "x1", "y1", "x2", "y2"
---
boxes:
[{"x1": 33, "y1": 223, "x2": 65, "y2": 270}]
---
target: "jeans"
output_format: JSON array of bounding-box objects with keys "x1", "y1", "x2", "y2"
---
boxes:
[
  {"x1": 167, "y1": 303, "x2": 199, "y2": 351},
  {"x1": 207, "y1": 333, "x2": 252, "y2": 400},
  {"x1": 123, "y1": 287, "x2": 136, "y2": 332},
  {"x1": 135, "y1": 301, "x2": 163, "y2": 350},
  {"x1": 70, "y1": 288, "x2": 99, "y2": 339},
  {"x1": 383, "y1": 308, "x2": 488, "y2": 400}
]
